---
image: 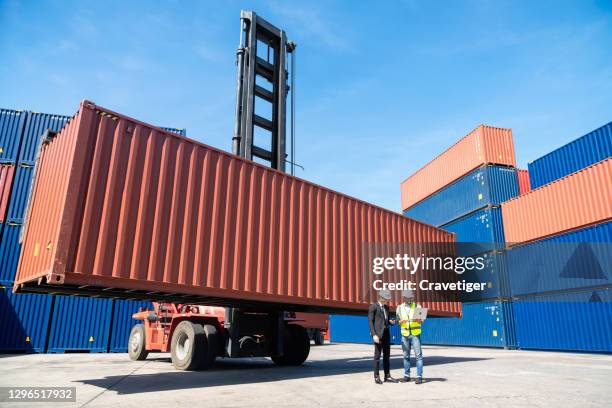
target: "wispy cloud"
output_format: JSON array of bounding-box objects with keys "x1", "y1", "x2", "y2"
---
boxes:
[{"x1": 267, "y1": 1, "x2": 352, "y2": 51}]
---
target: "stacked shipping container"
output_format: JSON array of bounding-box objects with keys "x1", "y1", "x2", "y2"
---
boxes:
[
  {"x1": 402, "y1": 125, "x2": 518, "y2": 348},
  {"x1": 527, "y1": 121, "x2": 612, "y2": 189},
  {"x1": 503, "y1": 127, "x2": 612, "y2": 352},
  {"x1": 0, "y1": 107, "x2": 183, "y2": 353},
  {"x1": 517, "y1": 169, "x2": 531, "y2": 195}
]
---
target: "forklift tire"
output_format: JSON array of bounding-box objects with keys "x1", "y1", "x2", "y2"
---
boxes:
[
  {"x1": 202, "y1": 324, "x2": 219, "y2": 368},
  {"x1": 128, "y1": 324, "x2": 149, "y2": 361},
  {"x1": 170, "y1": 321, "x2": 207, "y2": 370},
  {"x1": 314, "y1": 329, "x2": 325, "y2": 345},
  {"x1": 271, "y1": 324, "x2": 310, "y2": 366}
]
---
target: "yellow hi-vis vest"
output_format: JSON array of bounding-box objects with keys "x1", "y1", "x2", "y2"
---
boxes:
[{"x1": 397, "y1": 302, "x2": 422, "y2": 336}]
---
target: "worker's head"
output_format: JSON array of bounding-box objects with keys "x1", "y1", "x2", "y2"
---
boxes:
[
  {"x1": 378, "y1": 289, "x2": 392, "y2": 304},
  {"x1": 402, "y1": 289, "x2": 415, "y2": 303}
]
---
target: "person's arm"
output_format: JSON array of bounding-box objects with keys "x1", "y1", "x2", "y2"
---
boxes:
[
  {"x1": 368, "y1": 304, "x2": 376, "y2": 337},
  {"x1": 397, "y1": 305, "x2": 406, "y2": 325},
  {"x1": 387, "y1": 306, "x2": 395, "y2": 325}
]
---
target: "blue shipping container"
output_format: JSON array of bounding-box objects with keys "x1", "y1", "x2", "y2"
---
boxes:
[
  {"x1": 47, "y1": 296, "x2": 113, "y2": 353},
  {"x1": 441, "y1": 207, "x2": 505, "y2": 255},
  {"x1": 0, "y1": 109, "x2": 27, "y2": 164},
  {"x1": 404, "y1": 165, "x2": 518, "y2": 227},
  {"x1": 459, "y1": 251, "x2": 511, "y2": 302},
  {"x1": 19, "y1": 113, "x2": 71, "y2": 165},
  {"x1": 507, "y1": 222, "x2": 612, "y2": 296},
  {"x1": 109, "y1": 299, "x2": 153, "y2": 352},
  {"x1": 5, "y1": 164, "x2": 33, "y2": 223},
  {"x1": 330, "y1": 315, "x2": 402, "y2": 345},
  {"x1": 513, "y1": 288, "x2": 612, "y2": 352},
  {"x1": 161, "y1": 127, "x2": 187, "y2": 136},
  {"x1": 0, "y1": 285, "x2": 53, "y2": 352},
  {"x1": 528, "y1": 121, "x2": 612, "y2": 189},
  {"x1": 0, "y1": 222, "x2": 23, "y2": 283},
  {"x1": 421, "y1": 300, "x2": 516, "y2": 348}
]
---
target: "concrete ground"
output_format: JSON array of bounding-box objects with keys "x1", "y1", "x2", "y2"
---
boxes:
[{"x1": 0, "y1": 343, "x2": 611, "y2": 407}]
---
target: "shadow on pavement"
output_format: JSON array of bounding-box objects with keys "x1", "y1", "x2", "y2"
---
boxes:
[{"x1": 77, "y1": 354, "x2": 485, "y2": 394}]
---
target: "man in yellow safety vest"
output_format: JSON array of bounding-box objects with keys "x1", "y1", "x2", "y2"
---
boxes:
[{"x1": 396, "y1": 289, "x2": 424, "y2": 384}]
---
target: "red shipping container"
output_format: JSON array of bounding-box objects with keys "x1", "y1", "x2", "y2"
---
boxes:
[
  {"x1": 517, "y1": 169, "x2": 531, "y2": 195},
  {"x1": 502, "y1": 158, "x2": 612, "y2": 244},
  {"x1": 401, "y1": 125, "x2": 516, "y2": 211},
  {"x1": 0, "y1": 164, "x2": 15, "y2": 223},
  {"x1": 14, "y1": 101, "x2": 460, "y2": 316}
]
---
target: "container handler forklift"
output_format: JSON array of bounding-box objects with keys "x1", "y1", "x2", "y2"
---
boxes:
[{"x1": 127, "y1": 11, "x2": 314, "y2": 371}]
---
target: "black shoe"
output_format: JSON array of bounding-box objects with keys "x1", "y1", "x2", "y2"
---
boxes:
[
  {"x1": 384, "y1": 376, "x2": 399, "y2": 383},
  {"x1": 374, "y1": 377, "x2": 383, "y2": 385},
  {"x1": 400, "y1": 376, "x2": 411, "y2": 383},
  {"x1": 415, "y1": 377, "x2": 423, "y2": 384}
]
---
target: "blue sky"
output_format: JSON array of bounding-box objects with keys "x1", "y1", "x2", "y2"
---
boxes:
[{"x1": 1, "y1": 0, "x2": 611, "y2": 211}]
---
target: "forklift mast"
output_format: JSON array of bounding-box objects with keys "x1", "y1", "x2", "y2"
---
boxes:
[
  {"x1": 226, "y1": 10, "x2": 296, "y2": 358},
  {"x1": 232, "y1": 10, "x2": 295, "y2": 173}
]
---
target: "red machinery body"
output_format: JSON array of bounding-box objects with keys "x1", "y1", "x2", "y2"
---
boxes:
[
  {"x1": 133, "y1": 304, "x2": 328, "y2": 353},
  {"x1": 133, "y1": 303, "x2": 226, "y2": 353}
]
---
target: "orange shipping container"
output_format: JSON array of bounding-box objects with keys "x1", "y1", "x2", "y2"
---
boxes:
[
  {"x1": 502, "y1": 158, "x2": 612, "y2": 244},
  {"x1": 14, "y1": 101, "x2": 460, "y2": 316},
  {"x1": 0, "y1": 164, "x2": 15, "y2": 223},
  {"x1": 400, "y1": 125, "x2": 516, "y2": 210},
  {"x1": 517, "y1": 169, "x2": 531, "y2": 195}
]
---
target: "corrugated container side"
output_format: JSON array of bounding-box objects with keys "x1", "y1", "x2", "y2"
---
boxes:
[
  {"x1": 0, "y1": 164, "x2": 15, "y2": 222},
  {"x1": 441, "y1": 207, "x2": 505, "y2": 255},
  {"x1": 0, "y1": 109, "x2": 27, "y2": 163},
  {"x1": 5, "y1": 164, "x2": 34, "y2": 223},
  {"x1": 528, "y1": 122, "x2": 612, "y2": 189},
  {"x1": 513, "y1": 288, "x2": 612, "y2": 352},
  {"x1": 502, "y1": 158, "x2": 612, "y2": 244},
  {"x1": 47, "y1": 296, "x2": 112, "y2": 353},
  {"x1": 404, "y1": 165, "x2": 518, "y2": 226},
  {"x1": 459, "y1": 251, "x2": 511, "y2": 302},
  {"x1": 15, "y1": 101, "x2": 460, "y2": 316},
  {"x1": 400, "y1": 125, "x2": 516, "y2": 210},
  {"x1": 109, "y1": 299, "x2": 153, "y2": 352},
  {"x1": 420, "y1": 300, "x2": 514, "y2": 348},
  {"x1": 329, "y1": 314, "x2": 401, "y2": 345},
  {"x1": 0, "y1": 286, "x2": 53, "y2": 352},
  {"x1": 507, "y1": 221, "x2": 612, "y2": 296},
  {"x1": 0, "y1": 223, "x2": 23, "y2": 283},
  {"x1": 517, "y1": 169, "x2": 531, "y2": 195},
  {"x1": 19, "y1": 113, "x2": 71, "y2": 165}
]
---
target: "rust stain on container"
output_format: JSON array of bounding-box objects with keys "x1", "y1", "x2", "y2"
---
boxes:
[
  {"x1": 14, "y1": 101, "x2": 460, "y2": 316},
  {"x1": 0, "y1": 164, "x2": 15, "y2": 223},
  {"x1": 517, "y1": 169, "x2": 531, "y2": 195},
  {"x1": 502, "y1": 158, "x2": 612, "y2": 244},
  {"x1": 401, "y1": 125, "x2": 516, "y2": 211}
]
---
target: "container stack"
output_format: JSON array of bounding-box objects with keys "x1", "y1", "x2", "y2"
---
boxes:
[
  {"x1": 503, "y1": 122, "x2": 612, "y2": 352},
  {"x1": 399, "y1": 125, "x2": 519, "y2": 348},
  {"x1": 0, "y1": 107, "x2": 178, "y2": 353}
]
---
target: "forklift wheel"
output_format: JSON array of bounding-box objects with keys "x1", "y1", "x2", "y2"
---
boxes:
[
  {"x1": 202, "y1": 324, "x2": 219, "y2": 368},
  {"x1": 171, "y1": 321, "x2": 207, "y2": 370},
  {"x1": 128, "y1": 324, "x2": 149, "y2": 361},
  {"x1": 314, "y1": 329, "x2": 325, "y2": 346},
  {"x1": 271, "y1": 324, "x2": 310, "y2": 366}
]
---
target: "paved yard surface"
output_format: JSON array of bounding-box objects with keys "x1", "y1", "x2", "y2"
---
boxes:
[{"x1": 1, "y1": 343, "x2": 611, "y2": 407}]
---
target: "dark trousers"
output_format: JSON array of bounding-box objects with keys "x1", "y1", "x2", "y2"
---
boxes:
[{"x1": 373, "y1": 328, "x2": 391, "y2": 377}]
